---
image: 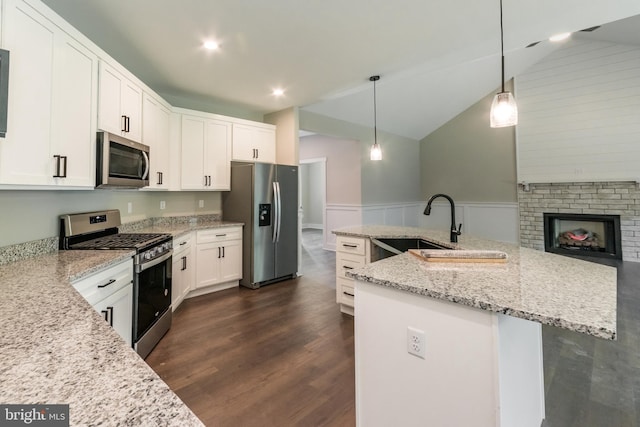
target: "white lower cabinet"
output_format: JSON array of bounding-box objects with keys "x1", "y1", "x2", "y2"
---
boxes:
[
  {"x1": 335, "y1": 235, "x2": 371, "y2": 316},
  {"x1": 195, "y1": 227, "x2": 242, "y2": 293},
  {"x1": 72, "y1": 258, "x2": 133, "y2": 346},
  {"x1": 172, "y1": 232, "x2": 194, "y2": 310}
]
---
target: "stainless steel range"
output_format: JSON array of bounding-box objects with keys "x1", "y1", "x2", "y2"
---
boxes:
[{"x1": 59, "y1": 210, "x2": 172, "y2": 359}]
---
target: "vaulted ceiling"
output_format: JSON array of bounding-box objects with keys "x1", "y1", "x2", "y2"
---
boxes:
[{"x1": 41, "y1": 0, "x2": 640, "y2": 140}]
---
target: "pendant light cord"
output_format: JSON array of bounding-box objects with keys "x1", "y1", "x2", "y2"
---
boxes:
[
  {"x1": 499, "y1": 0, "x2": 505, "y2": 93},
  {"x1": 369, "y1": 75, "x2": 380, "y2": 144},
  {"x1": 373, "y1": 78, "x2": 378, "y2": 143}
]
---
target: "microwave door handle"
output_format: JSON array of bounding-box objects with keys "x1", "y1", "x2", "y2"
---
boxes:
[{"x1": 142, "y1": 151, "x2": 150, "y2": 180}]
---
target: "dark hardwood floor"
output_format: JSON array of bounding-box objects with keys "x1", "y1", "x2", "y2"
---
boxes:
[
  {"x1": 146, "y1": 229, "x2": 353, "y2": 427},
  {"x1": 147, "y1": 229, "x2": 640, "y2": 427}
]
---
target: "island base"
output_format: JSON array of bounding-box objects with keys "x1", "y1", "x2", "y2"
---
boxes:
[{"x1": 355, "y1": 280, "x2": 545, "y2": 427}]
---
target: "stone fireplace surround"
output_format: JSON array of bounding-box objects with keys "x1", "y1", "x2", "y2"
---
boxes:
[{"x1": 519, "y1": 181, "x2": 640, "y2": 262}]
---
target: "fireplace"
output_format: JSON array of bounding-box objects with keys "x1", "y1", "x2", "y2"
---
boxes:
[{"x1": 543, "y1": 213, "x2": 622, "y2": 259}]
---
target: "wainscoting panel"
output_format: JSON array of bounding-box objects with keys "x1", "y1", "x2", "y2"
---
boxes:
[{"x1": 418, "y1": 202, "x2": 519, "y2": 244}]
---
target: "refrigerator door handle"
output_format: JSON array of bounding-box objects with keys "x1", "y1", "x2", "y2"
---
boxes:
[
  {"x1": 273, "y1": 181, "x2": 282, "y2": 243},
  {"x1": 272, "y1": 182, "x2": 279, "y2": 243}
]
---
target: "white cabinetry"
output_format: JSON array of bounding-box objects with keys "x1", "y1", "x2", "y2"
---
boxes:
[
  {"x1": 195, "y1": 227, "x2": 242, "y2": 293},
  {"x1": 0, "y1": 0, "x2": 97, "y2": 188},
  {"x1": 335, "y1": 235, "x2": 371, "y2": 315},
  {"x1": 98, "y1": 61, "x2": 142, "y2": 143},
  {"x1": 180, "y1": 112, "x2": 232, "y2": 190},
  {"x1": 232, "y1": 123, "x2": 276, "y2": 163},
  {"x1": 172, "y1": 232, "x2": 194, "y2": 310},
  {"x1": 72, "y1": 258, "x2": 133, "y2": 346},
  {"x1": 142, "y1": 93, "x2": 171, "y2": 189}
]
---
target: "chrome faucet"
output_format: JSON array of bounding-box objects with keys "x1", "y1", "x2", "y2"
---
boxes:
[{"x1": 423, "y1": 193, "x2": 462, "y2": 243}]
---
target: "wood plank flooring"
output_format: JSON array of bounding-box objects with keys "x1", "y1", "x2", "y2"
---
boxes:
[
  {"x1": 147, "y1": 230, "x2": 640, "y2": 427},
  {"x1": 146, "y1": 230, "x2": 353, "y2": 427}
]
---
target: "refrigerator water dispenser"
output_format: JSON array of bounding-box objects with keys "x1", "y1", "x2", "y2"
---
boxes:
[{"x1": 259, "y1": 204, "x2": 271, "y2": 226}]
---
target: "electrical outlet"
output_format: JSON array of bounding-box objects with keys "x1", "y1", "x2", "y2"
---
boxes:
[
  {"x1": 160, "y1": 200, "x2": 166, "y2": 210},
  {"x1": 198, "y1": 200, "x2": 204, "y2": 208},
  {"x1": 127, "y1": 202, "x2": 133, "y2": 214},
  {"x1": 407, "y1": 327, "x2": 426, "y2": 359}
]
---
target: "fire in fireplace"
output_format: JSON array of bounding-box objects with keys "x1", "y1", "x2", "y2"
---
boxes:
[{"x1": 543, "y1": 213, "x2": 622, "y2": 259}]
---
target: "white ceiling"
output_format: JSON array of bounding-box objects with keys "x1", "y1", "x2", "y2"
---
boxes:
[{"x1": 41, "y1": 0, "x2": 640, "y2": 140}]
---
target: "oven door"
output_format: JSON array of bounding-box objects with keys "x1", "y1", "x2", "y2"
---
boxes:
[{"x1": 133, "y1": 251, "x2": 172, "y2": 343}]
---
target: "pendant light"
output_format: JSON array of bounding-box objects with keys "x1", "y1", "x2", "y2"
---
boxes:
[
  {"x1": 490, "y1": 0, "x2": 518, "y2": 128},
  {"x1": 369, "y1": 75, "x2": 382, "y2": 161}
]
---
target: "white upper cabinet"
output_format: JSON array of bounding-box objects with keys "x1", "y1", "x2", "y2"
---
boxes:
[
  {"x1": 98, "y1": 61, "x2": 142, "y2": 143},
  {"x1": 180, "y1": 112, "x2": 232, "y2": 191},
  {"x1": 142, "y1": 93, "x2": 170, "y2": 189},
  {"x1": 232, "y1": 123, "x2": 276, "y2": 163},
  {"x1": 0, "y1": 0, "x2": 98, "y2": 188}
]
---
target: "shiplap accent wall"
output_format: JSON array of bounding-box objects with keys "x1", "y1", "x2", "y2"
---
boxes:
[{"x1": 517, "y1": 39, "x2": 640, "y2": 184}]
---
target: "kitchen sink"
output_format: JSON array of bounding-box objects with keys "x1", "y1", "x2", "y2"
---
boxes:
[{"x1": 371, "y1": 237, "x2": 449, "y2": 261}]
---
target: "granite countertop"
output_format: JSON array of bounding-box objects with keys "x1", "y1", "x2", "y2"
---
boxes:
[
  {"x1": 122, "y1": 219, "x2": 244, "y2": 238},
  {"x1": 334, "y1": 225, "x2": 617, "y2": 340},
  {"x1": 0, "y1": 251, "x2": 204, "y2": 426}
]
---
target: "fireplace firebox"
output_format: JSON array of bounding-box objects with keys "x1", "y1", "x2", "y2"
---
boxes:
[{"x1": 543, "y1": 213, "x2": 622, "y2": 259}]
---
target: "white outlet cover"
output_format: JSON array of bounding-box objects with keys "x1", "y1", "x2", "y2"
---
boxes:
[
  {"x1": 127, "y1": 202, "x2": 132, "y2": 214},
  {"x1": 407, "y1": 326, "x2": 426, "y2": 359},
  {"x1": 160, "y1": 201, "x2": 166, "y2": 210},
  {"x1": 199, "y1": 200, "x2": 204, "y2": 208}
]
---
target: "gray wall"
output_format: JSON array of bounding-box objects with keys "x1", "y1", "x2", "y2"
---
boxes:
[
  {"x1": 0, "y1": 190, "x2": 220, "y2": 247},
  {"x1": 299, "y1": 134, "x2": 361, "y2": 205},
  {"x1": 299, "y1": 110, "x2": 422, "y2": 204},
  {"x1": 420, "y1": 82, "x2": 517, "y2": 203}
]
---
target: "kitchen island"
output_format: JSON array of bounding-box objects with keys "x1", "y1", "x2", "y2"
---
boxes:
[{"x1": 334, "y1": 225, "x2": 617, "y2": 427}]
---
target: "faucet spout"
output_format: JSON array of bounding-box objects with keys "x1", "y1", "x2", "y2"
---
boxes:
[{"x1": 423, "y1": 193, "x2": 462, "y2": 243}]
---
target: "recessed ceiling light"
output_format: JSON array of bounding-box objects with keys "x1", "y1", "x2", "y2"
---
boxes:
[
  {"x1": 272, "y1": 88, "x2": 284, "y2": 97},
  {"x1": 203, "y1": 40, "x2": 219, "y2": 50},
  {"x1": 549, "y1": 32, "x2": 571, "y2": 42}
]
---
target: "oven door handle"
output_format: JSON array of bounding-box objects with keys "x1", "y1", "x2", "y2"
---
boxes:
[{"x1": 135, "y1": 250, "x2": 172, "y2": 273}]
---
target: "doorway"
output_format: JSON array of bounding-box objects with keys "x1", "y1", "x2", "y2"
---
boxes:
[{"x1": 299, "y1": 157, "x2": 327, "y2": 278}]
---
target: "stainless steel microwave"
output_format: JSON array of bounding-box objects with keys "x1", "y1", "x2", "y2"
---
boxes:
[{"x1": 96, "y1": 131, "x2": 150, "y2": 188}]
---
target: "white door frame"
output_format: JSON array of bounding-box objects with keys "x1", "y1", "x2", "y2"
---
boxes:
[{"x1": 299, "y1": 157, "x2": 327, "y2": 271}]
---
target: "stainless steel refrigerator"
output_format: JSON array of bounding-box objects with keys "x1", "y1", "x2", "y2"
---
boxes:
[{"x1": 222, "y1": 162, "x2": 298, "y2": 289}]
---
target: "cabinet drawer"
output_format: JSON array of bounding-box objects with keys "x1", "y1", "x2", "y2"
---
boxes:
[
  {"x1": 336, "y1": 253, "x2": 366, "y2": 279},
  {"x1": 336, "y1": 236, "x2": 368, "y2": 256},
  {"x1": 72, "y1": 258, "x2": 133, "y2": 306},
  {"x1": 197, "y1": 227, "x2": 242, "y2": 244},
  {"x1": 173, "y1": 232, "x2": 193, "y2": 256},
  {"x1": 337, "y1": 277, "x2": 355, "y2": 306}
]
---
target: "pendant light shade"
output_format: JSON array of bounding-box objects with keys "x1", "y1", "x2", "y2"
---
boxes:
[
  {"x1": 490, "y1": 91, "x2": 518, "y2": 127},
  {"x1": 369, "y1": 75, "x2": 382, "y2": 161},
  {"x1": 490, "y1": 0, "x2": 517, "y2": 128}
]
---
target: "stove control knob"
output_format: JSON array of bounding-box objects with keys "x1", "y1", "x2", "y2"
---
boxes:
[{"x1": 144, "y1": 251, "x2": 153, "y2": 260}]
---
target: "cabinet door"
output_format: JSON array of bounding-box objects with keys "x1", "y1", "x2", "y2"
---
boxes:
[
  {"x1": 0, "y1": 0, "x2": 54, "y2": 185},
  {"x1": 143, "y1": 94, "x2": 170, "y2": 189},
  {"x1": 93, "y1": 282, "x2": 133, "y2": 347},
  {"x1": 220, "y1": 239, "x2": 242, "y2": 282},
  {"x1": 254, "y1": 126, "x2": 276, "y2": 163},
  {"x1": 121, "y1": 78, "x2": 142, "y2": 142},
  {"x1": 204, "y1": 119, "x2": 232, "y2": 190},
  {"x1": 50, "y1": 33, "x2": 97, "y2": 187},
  {"x1": 231, "y1": 123, "x2": 276, "y2": 163},
  {"x1": 181, "y1": 115, "x2": 206, "y2": 189},
  {"x1": 172, "y1": 254, "x2": 185, "y2": 310},
  {"x1": 195, "y1": 243, "x2": 222, "y2": 288},
  {"x1": 97, "y1": 62, "x2": 123, "y2": 136}
]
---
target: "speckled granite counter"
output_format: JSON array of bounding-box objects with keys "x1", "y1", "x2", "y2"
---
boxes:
[
  {"x1": 334, "y1": 225, "x2": 617, "y2": 340},
  {"x1": 125, "y1": 219, "x2": 243, "y2": 238},
  {"x1": 0, "y1": 250, "x2": 204, "y2": 426}
]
